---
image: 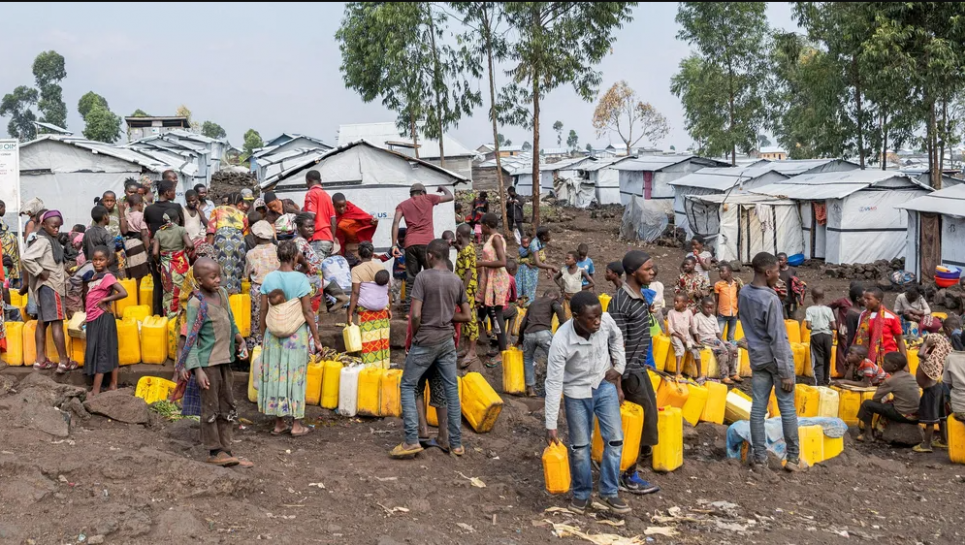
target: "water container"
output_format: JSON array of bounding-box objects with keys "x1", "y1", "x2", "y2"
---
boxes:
[
  {"x1": 380, "y1": 369, "x2": 403, "y2": 417},
  {"x1": 598, "y1": 293, "x2": 612, "y2": 313},
  {"x1": 724, "y1": 389, "x2": 753, "y2": 423},
  {"x1": 247, "y1": 346, "x2": 262, "y2": 403},
  {"x1": 791, "y1": 343, "x2": 808, "y2": 376},
  {"x1": 305, "y1": 358, "x2": 324, "y2": 406},
  {"x1": 135, "y1": 376, "x2": 177, "y2": 405},
  {"x1": 651, "y1": 334, "x2": 671, "y2": 373},
  {"x1": 590, "y1": 401, "x2": 644, "y2": 471},
  {"x1": 551, "y1": 314, "x2": 559, "y2": 334},
  {"x1": 140, "y1": 316, "x2": 169, "y2": 364},
  {"x1": 906, "y1": 349, "x2": 920, "y2": 376},
  {"x1": 647, "y1": 368, "x2": 661, "y2": 393},
  {"x1": 796, "y1": 425, "x2": 824, "y2": 467},
  {"x1": 795, "y1": 384, "x2": 819, "y2": 418},
  {"x1": 138, "y1": 275, "x2": 154, "y2": 314},
  {"x1": 23, "y1": 321, "x2": 38, "y2": 366},
  {"x1": 114, "y1": 278, "x2": 138, "y2": 318},
  {"x1": 542, "y1": 442, "x2": 571, "y2": 494},
  {"x1": 785, "y1": 319, "x2": 801, "y2": 344},
  {"x1": 502, "y1": 347, "x2": 526, "y2": 395},
  {"x1": 321, "y1": 360, "x2": 343, "y2": 409},
  {"x1": 461, "y1": 372, "x2": 503, "y2": 433},
  {"x1": 656, "y1": 378, "x2": 689, "y2": 409},
  {"x1": 2, "y1": 322, "x2": 24, "y2": 365},
  {"x1": 729, "y1": 320, "x2": 744, "y2": 341},
  {"x1": 71, "y1": 336, "x2": 86, "y2": 367},
  {"x1": 338, "y1": 365, "x2": 362, "y2": 416},
  {"x1": 116, "y1": 319, "x2": 141, "y2": 365},
  {"x1": 652, "y1": 406, "x2": 684, "y2": 472},
  {"x1": 738, "y1": 348, "x2": 752, "y2": 377},
  {"x1": 122, "y1": 305, "x2": 151, "y2": 324},
  {"x1": 768, "y1": 389, "x2": 782, "y2": 418},
  {"x1": 831, "y1": 385, "x2": 876, "y2": 426},
  {"x1": 229, "y1": 294, "x2": 251, "y2": 337},
  {"x1": 681, "y1": 382, "x2": 708, "y2": 426},
  {"x1": 167, "y1": 318, "x2": 179, "y2": 362},
  {"x1": 813, "y1": 386, "x2": 840, "y2": 417},
  {"x1": 949, "y1": 414, "x2": 965, "y2": 464},
  {"x1": 426, "y1": 376, "x2": 462, "y2": 427},
  {"x1": 699, "y1": 380, "x2": 727, "y2": 425},
  {"x1": 823, "y1": 433, "x2": 844, "y2": 461},
  {"x1": 343, "y1": 323, "x2": 362, "y2": 353},
  {"x1": 357, "y1": 365, "x2": 382, "y2": 416},
  {"x1": 45, "y1": 321, "x2": 70, "y2": 364},
  {"x1": 801, "y1": 342, "x2": 814, "y2": 378},
  {"x1": 510, "y1": 307, "x2": 526, "y2": 337},
  {"x1": 242, "y1": 279, "x2": 251, "y2": 295},
  {"x1": 703, "y1": 348, "x2": 719, "y2": 379}
]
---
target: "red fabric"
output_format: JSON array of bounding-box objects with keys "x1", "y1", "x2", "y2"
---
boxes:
[
  {"x1": 643, "y1": 171, "x2": 653, "y2": 200},
  {"x1": 396, "y1": 194, "x2": 442, "y2": 247},
  {"x1": 303, "y1": 186, "x2": 335, "y2": 242},
  {"x1": 336, "y1": 201, "x2": 377, "y2": 250}
]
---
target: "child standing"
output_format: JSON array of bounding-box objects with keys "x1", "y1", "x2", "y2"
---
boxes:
[
  {"x1": 83, "y1": 247, "x2": 128, "y2": 395},
  {"x1": 855, "y1": 352, "x2": 920, "y2": 442},
  {"x1": 777, "y1": 252, "x2": 799, "y2": 319},
  {"x1": 713, "y1": 263, "x2": 742, "y2": 342},
  {"x1": 690, "y1": 235, "x2": 715, "y2": 281},
  {"x1": 555, "y1": 250, "x2": 594, "y2": 319},
  {"x1": 694, "y1": 297, "x2": 739, "y2": 384},
  {"x1": 179, "y1": 258, "x2": 248, "y2": 467},
  {"x1": 915, "y1": 330, "x2": 952, "y2": 453},
  {"x1": 832, "y1": 345, "x2": 888, "y2": 387},
  {"x1": 804, "y1": 287, "x2": 837, "y2": 386},
  {"x1": 576, "y1": 243, "x2": 595, "y2": 288},
  {"x1": 667, "y1": 293, "x2": 700, "y2": 382},
  {"x1": 516, "y1": 289, "x2": 566, "y2": 397},
  {"x1": 22, "y1": 211, "x2": 73, "y2": 372},
  {"x1": 739, "y1": 252, "x2": 802, "y2": 472},
  {"x1": 674, "y1": 256, "x2": 710, "y2": 312},
  {"x1": 648, "y1": 264, "x2": 666, "y2": 334}
]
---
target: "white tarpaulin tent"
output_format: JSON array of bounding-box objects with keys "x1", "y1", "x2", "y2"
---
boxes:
[
  {"x1": 0, "y1": 140, "x2": 19, "y2": 245},
  {"x1": 669, "y1": 164, "x2": 788, "y2": 236},
  {"x1": 769, "y1": 158, "x2": 860, "y2": 177},
  {"x1": 572, "y1": 156, "x2": 637, "y2": 207},
  {"x1": 686, "y1": 193, "x2": 804, "y2": 264},
  {"x1": 263, "y1": 141, "x2": 468, "y2": 253},
  {"x1": 896, "y1": 184, "x2": 965, "y2": 280},
  {"x1": 753, "y1": 170, "x2": 931, "y2": 264}
]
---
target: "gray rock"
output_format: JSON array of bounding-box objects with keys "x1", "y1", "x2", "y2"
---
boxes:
[
  {"x1": 93, "y1": 517, "x2": 119, "y2": 536},
  {"x1": 880, "y1": 422, "x2": 921, "y2": 447},
  {"x1": 85, "y1": 390, "x2": 150, "y2": 425},
  {"x1": 87, "y1": 535, "x2": 105, "y2": 545},
  {"x1": 119, "y1": 511, "x2": 153, "y2": 538},
  {"x1": 155, "y1": 509, "x2": 205, "y2": 539}
]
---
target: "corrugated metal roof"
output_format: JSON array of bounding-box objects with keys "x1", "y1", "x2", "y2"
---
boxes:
[
  {"x1": 668, "y1": 164, "x2": 783, "y2": 191},
  {"x1": 687, "y1": 193, "x2": 796, "y2": 206},
  {"x1": 752, "y1": 170, "x2": 926, "y2": 200},
  {"x1": 895, "y1": 184, "x2": 965, "y2": 216},
  {"x1": 578, "y1": 155, "x2": 637, "y2": 172},
  {"x1": 540, "y1": 156, "x2": 595, "y2": 172},
  {"x1": 769, "y1": 158, "x2": 859, "y2": 176},
  {"x1": 613, "y1": 155, "x2": 694, "y2": 172},
  {"x1": 337, "y1": 122, "x2": 476, "y2": 159},
  {"x1": 32, "y1": 121, "x2": 72, "y2": 135}
]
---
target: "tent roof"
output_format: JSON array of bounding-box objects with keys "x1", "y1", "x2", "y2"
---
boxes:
[
  {"x1": 578, "y1": 155, "x2": 637, "y2": 172},
  {"x1": 540, "y1": 156, "x2": 596, "y2": 172},
  {"x1": 668, "y1": 164, "x2": 785, "y2": 191},
  {"x1": 336, "y1": 122, "x2": 476, "y2": 159},
  {"x1": 21, "y1": 135, "x2": 189, "y2": 175},
  {"x1": 895, "y1": 183, "x2": 965, "y2": 217},
  {"x1": 686, "y1": 193, "x2": 797, "y2": 206},
  {"x1": 752, "y1": 170, "x2": 928, "y2": 200},
  {"x1": 613, "y1": 155, "x2": 728, "y2": 172},
  {"x1": 769, "y1": 158, "x2": 859, "y2": 176}
]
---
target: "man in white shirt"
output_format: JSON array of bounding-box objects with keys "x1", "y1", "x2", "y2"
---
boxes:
[{"x1": 544, "y1": 291, "x2": 631, "y2": 515}]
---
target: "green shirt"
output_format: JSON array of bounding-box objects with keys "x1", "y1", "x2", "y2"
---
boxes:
[{"x1": 185, "y1": 289, "x2": 241, "y2": 370}]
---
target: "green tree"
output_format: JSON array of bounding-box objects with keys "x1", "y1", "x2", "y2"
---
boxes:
[
  {"x1": 33, "y1": 51, "x2": 67, "y2": 129},
  {"x1": 78, "y1": 91, "x2": 109, "y2": 118},
  {"x1": 521, "y1": 141, "x2": 532, "y2": 151},
  {"x1": 585, "y1": 143, "x2": 593, "y2": 153},
  {"x1": 131, "y1": 109, "x2": 150, "y2": 117},
  {"x1": 567, "y1": 129, "x2": 579, "y2": 151},
  {"x1": 201, "y1": 121, "x2": 227, "y2": 139},
  {"x1": 499, "y1": 2, "x2": 636, "y2": 227},
  {"x1": 82, "y1": 106, "x2": 122, "y2": 143},
  {"x1": 243, "y1": 129, "x2": 264, "y2": 158},
  {"x1": 497, "y1": 133, "x2": 512, "y2": 147},
  {"x1": 0, "y1": 86, "x2": 39, "y2": 141},
  {"x1": 553, "y1": 120, "x2": 564, "y2": 146},
  {"x1": 672, "y1": 2, "x2": 769, "y2": 164}
]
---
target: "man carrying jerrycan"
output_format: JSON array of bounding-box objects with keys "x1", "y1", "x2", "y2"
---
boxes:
[{"x1": 544, "y1": 291, "x2": 632, "y2": 515}]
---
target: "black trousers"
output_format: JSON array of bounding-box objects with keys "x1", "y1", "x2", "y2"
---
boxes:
[
  {"x1": 478, "y1": 305, "x2": 507, "y2": 352},
  {"x1": 150, "y1": 257, "x2": 163, "y2": 316},
  {"x1": 621, "y1": 367, "x2": 659, "y2": 453},
  {"x1": 404, "y1": 245, "x2": 429, "y2": 312},
  {"x1": 810, "y1": 333, "x2": 834, "y2": 386},
  {"x1": 857, "y1": 400, "x2": 917, "y2": 426}
]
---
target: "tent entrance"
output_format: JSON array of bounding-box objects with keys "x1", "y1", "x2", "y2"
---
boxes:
[
  {"x1": 738, "y1": 204, "x2": 779, "y2": 263},
  {"x1": 920, "y1": 213, "x2": 942, "y2": 279},
  {"x1": 810, "y1": 202, "x2": 828, "y2": 260}
]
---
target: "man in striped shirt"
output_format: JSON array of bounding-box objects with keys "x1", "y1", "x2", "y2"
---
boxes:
[{"x1": 607, "y1": 250, "x2": 660, "y2": 495}]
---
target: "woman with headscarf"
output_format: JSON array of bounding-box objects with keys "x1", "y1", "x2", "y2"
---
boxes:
[
  {"x1": 293, "y1": 213, "x2": 326, "y2": 320},
  {"x1": 21, "y1": 210, "x2": 73, "y2": 371},
  {"x1": 515, "y1": 226, "x2": 557, "y2": 308},
  {"x1": 243, "y1": 221, "x2": 280, "y2": 350},
  {"x1": 206, "y1": 192, "x2": 250, "y2": 295},
  {"x1": 152, "y1": 213, "x2": 194, "y2": 317}
]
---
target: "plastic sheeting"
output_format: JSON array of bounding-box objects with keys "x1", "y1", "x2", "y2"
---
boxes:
[
  {"x1": 726, "y1": 417, "x2": 848, "y2": 461},
  {"x1": 904, "y1": 211, "x2": 965, "y2": 279},
  {"x1": 19, "y1": 172, "x2": 136, "y2": 231},
  {"x1": 592, "y1": 168, "x2": 621, "y2": 206},
  {"x1": 620, "y1": 197, "x2": 671, "y2": 243},
  {"x1": 554, "y1": 176, "x2": 596, "y2": 209},
  {"x1": 822, "y1": 188, "x2": 928, "y2": 264}
]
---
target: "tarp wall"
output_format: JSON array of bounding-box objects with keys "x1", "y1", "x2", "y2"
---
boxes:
[
  {"x1": 593, "y1": 168, "x2": 621, "y2": 205},
  {"x1": 942, "y1": 215, "x2": 965, "y2": 269},
  {"x1": 620, "y1": 197, "x2": 672, "y2": 243},
  {"x1": 905, "y1": 211, "x2": 920, "y2": 278},
  {"x1": 619, "y1": 161, "x2": 709, "y2": 205},
  {"x1": 713, "y1": 202, "x2": 803, "y2": 264},
  {"x1": 824, "y1": 187, "x2": 928, "y2": 264},
  {"x1": 19, "y1": 172, "x2": 135, "y2": 230}
]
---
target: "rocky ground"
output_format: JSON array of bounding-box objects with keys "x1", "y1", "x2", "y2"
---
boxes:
[{"x1": 1, "y1": 206, "x2": 963, "y2": 545}]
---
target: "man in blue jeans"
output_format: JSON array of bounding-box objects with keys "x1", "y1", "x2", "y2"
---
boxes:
[
  {"x1": 391, "y1": 239, "x2": 471, "y2": 459},
  {"x1": 544, "y1": 291, "x2": 631, "y2": 515},
  {"x1": 738, "y1": 252, "x2": 804, "y2": 472},
  {"x1": 515, "y1": 288, "x2": 566, "y2": 397}
]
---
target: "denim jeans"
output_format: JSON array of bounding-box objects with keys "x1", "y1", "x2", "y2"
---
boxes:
[
  {"x1": 718, "y1": 315, "x2": 739, "y2": 342},
  {"x1": 522, "y1": 330, "x2": 553, "y2": 387},
  {"x1": 564, "y1": 380, "x2": 623, "y2": 501},
  {"x1": 401, "y1": 338, "x2": 460, "y2": 448},
  {"x1": 750, "y1": 362, "x2": 799, "y2": 463}
]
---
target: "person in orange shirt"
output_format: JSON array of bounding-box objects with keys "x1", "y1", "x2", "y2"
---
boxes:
[{"x1": 713, "y1": 263, "x2": 743, "y2": 342}]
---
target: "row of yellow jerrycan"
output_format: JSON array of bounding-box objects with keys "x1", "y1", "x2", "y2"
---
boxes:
[
  {"x1": 1, "y1": 317, "x2": 166, "y2": 367},
  {"x1": 246, "y1": 348, "x2": 504, "y2": 433},
  {"x1": 651, "y1": 369, "x2": 729, "y2": 426},
  {"x1": 738, "y1": 424, "x2": 844, "y2": 467},
  {"x1": 766, "y1": 384, "x2": 840, "y2": 419}
]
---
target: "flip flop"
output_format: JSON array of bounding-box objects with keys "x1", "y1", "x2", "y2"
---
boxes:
[
  {"x1": 270, "y1": 427, "x2": 291, "y2": 436},
  {"x1": 291, "y1": 427, "x2": 312, "y2": 438},
  {"x1": 425, "y1": 438, "x2": 451, "y2": 454},
  {"x1": 33, "y1": 360, "x2": 56, "y2": 371},
  {"x1": 389, "y1": 443, "x2": 424, "y2": 459},
  {"x1": 450, "y1": 446, "x2": 465, "y2": 457}
]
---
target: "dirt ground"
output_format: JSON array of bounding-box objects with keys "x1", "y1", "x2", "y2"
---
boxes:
[{"x1": 2, "y1": 206, "x2": 963, "y2": 545}]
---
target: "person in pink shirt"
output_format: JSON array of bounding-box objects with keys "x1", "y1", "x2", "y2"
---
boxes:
[
  {"x1": 391, "y1": 182, "x2": 454, "y2": 313},
  {"x1": 302, "y1": 170, "x2": 338, "y2": 259}
]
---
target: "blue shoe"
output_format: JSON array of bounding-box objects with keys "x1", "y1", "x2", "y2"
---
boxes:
[{"x1": 619, "y1": 471, "x2": 661, "y2": 495}]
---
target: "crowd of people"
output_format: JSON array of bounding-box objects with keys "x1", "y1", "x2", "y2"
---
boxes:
[{"x1": 2, "y1": 177, "x2": 964, "y2": 514}]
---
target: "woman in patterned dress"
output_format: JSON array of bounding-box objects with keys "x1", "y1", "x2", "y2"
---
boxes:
[
  {"x1": 476, "y1": 214, "x2": 510, "y2": 367},
  {"x1": 515, "y1": 226, "x2": 556, "y2": 308},
  {"x1": 455, "y1": 223, "x2": 479, "y2": 368},
  {"x1": 346, "y1": 242, "x2": 391, "y2": 368},
  {"x1": 206, "y1": 192, "x2": 250, "y2": 295},
  {"x1": 293, "y1": 213, "x2": 326, "y2": 322}
]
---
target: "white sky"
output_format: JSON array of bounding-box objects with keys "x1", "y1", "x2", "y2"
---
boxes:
[{"x1": 0, "y1": 2, "x2": 797, "y2": 150}]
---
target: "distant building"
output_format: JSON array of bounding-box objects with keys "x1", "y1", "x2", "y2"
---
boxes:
[
  {"x1": 476, "y1": 143, "x2": 524, "y2": 161},
  {"x1": 125, "y1": 116, "x2": 191, "y2": 142},
  {"x1": 755, "y1": 146, "x2": 788, "y2": 161}
]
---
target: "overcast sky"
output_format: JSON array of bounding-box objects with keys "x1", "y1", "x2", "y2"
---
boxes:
[{"x1": 0, "y1": 2, "x2": 797, "y2": 151}]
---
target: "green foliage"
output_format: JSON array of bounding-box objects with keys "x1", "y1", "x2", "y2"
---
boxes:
[
  {"x1": 243, "y1": 129, "x2": 264, "y2": 157},
  {"x1": 672, "y1": 2, "x2": 769, "y2": 162},
  {"x1": 81, "y1": 106, "x2": 122, "y2": 143},
  {"x1": 567, "y1": 129, "x2": 579, "y2": 150},
  {"x1": 32, "y1": 50, "x2": 67, "y2": 129},
  {"x1": 0, "y1": 86, "x2": 39, "y2": 141},
  {"x1": 201, "y1": 121, "x2": 227, "y2": 139},
  {"x1": 78, "y1": 91, "x2": 109, "y2": 119},
  {"x1": 131, "y1": 109, "x2": 150, "y2": 117},
  {"x1": 521, "y1": 141, "x2": 532, "y2": 151},
  {"x1": 553, "y1": 120, "x2": 563, "y2": 145}
]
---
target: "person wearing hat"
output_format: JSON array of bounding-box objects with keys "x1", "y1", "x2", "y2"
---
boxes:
[
  {"x1": 302, "y1": 170, "x2": 338, "y2": 260},
  {"x1": 243, "y1": 221, "x2": 280, "y2": 349},
  {"x1": 391, "y1": 182, "x2": 454, "y2": 313},
  {"x1": 607, "y1": 250, "x2": 661, "y2": 496}
]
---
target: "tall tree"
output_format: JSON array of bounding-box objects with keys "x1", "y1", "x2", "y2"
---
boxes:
[
  {"x1": 592, "y1": 81, "x2": 670, "y2": 155},
  {"x1": 33, "y1": 51, "x2": 67, "y2": 129},
  {"x1": 566, "y1": 129, "x2": 579, "y2": 151},
  {"x1": 672, "y1": 2, "x2": 769, "y2": 164},
  {"x1": 497, "y1": 133, "x2": 512, "y2": 147},
  {"x1": 82, "y1": 106, "x2": 122, "y2": 143},
  {"x1": 243, "y1": 129, "x2": 264, "y2": 158},
  {"x1": 553, "y1": 120, "x2": 564, "y2": 146},
  {"x1": 521, "y1": 141, "x2": 532, "y2": 151},
  {"x1": 77, "y1": 91, "x2": 109, "y2": 119},
  {"x1": 131, "y1": 109, "x2": 150, "y2": 117},
  {"x1": 0, "y1": 86, "x2": 39, "y2": 141},
  {"x1": 201, "y1": 121, "x2": 227, "y2": 139}
]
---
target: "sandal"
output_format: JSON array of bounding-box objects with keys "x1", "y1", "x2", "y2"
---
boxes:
[
  {"x1": 56, "y1": 360, "x2": 79, "y2": 374},
  {"x1": 207, "y1": 452, "x2": 240, "y2": 467},
  {"x1": 389, "y1": 443, "x2": 424, "y2": 459},
  {"x1": 270, "y1": 426, "x2": 291, "y2": 436},
  {"x1": 912, "y1": 444, "x2": 933, "y2": 454},
  {"x1": 291, "y1": 427, "x2": 312, "y2": 438},
  {"x1": 450, "y1": 446, "x2": 465, "y2": 457},
  {"x1": 484, "y1": 359, "x2": 501, "y2": 369},
  {"x1": 33, "y1": 360, "x2": 56, "y2": 371}
]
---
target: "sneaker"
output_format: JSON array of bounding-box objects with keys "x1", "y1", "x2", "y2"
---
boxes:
[
  {"x1": 569, "y1": 497, "x2": 590, "y2": 515},
  {"x1": 595, "y1": 495, "x2": 632, "y2": 515},
  {"x1": 784, "y1": 457, "x2": 809, "y2": 473},
  {"x1": 619, "y1": 471, "x2": 661, "y2": 495}
]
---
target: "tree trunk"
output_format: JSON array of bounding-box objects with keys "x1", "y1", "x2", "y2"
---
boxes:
[
  {"x1": 939, "y1": 97, "x2": 947, "y2": 189},
  {"x1": 427, "y1": 8, "x2": 445, "y2": 167},
  {"x1": 727, "y1": 63, "x2": 736, "y2": 166},
  {"x1": 881, "y1": 110, "x2": 887, "y2": 171},
  {"x1": 532, "y1": 74, "x2": 542, "y2": 229},
  {"x1": 483, "y1": 11, "x2": 511, "y2": 237},
  {"x1": 852, "y1": 57, "x2": 865, "y2": 169},
  {"x1": 410, "y1": 109, "x2": 420, "y2": 160}
]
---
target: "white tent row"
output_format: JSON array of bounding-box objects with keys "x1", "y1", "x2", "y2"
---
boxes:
[
  {"x1": 896, "y1": 184, "x2": 965, "y2": 281},
  {"x1": 685, "y1": 193, "x2": 804, "y2": 264}
]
